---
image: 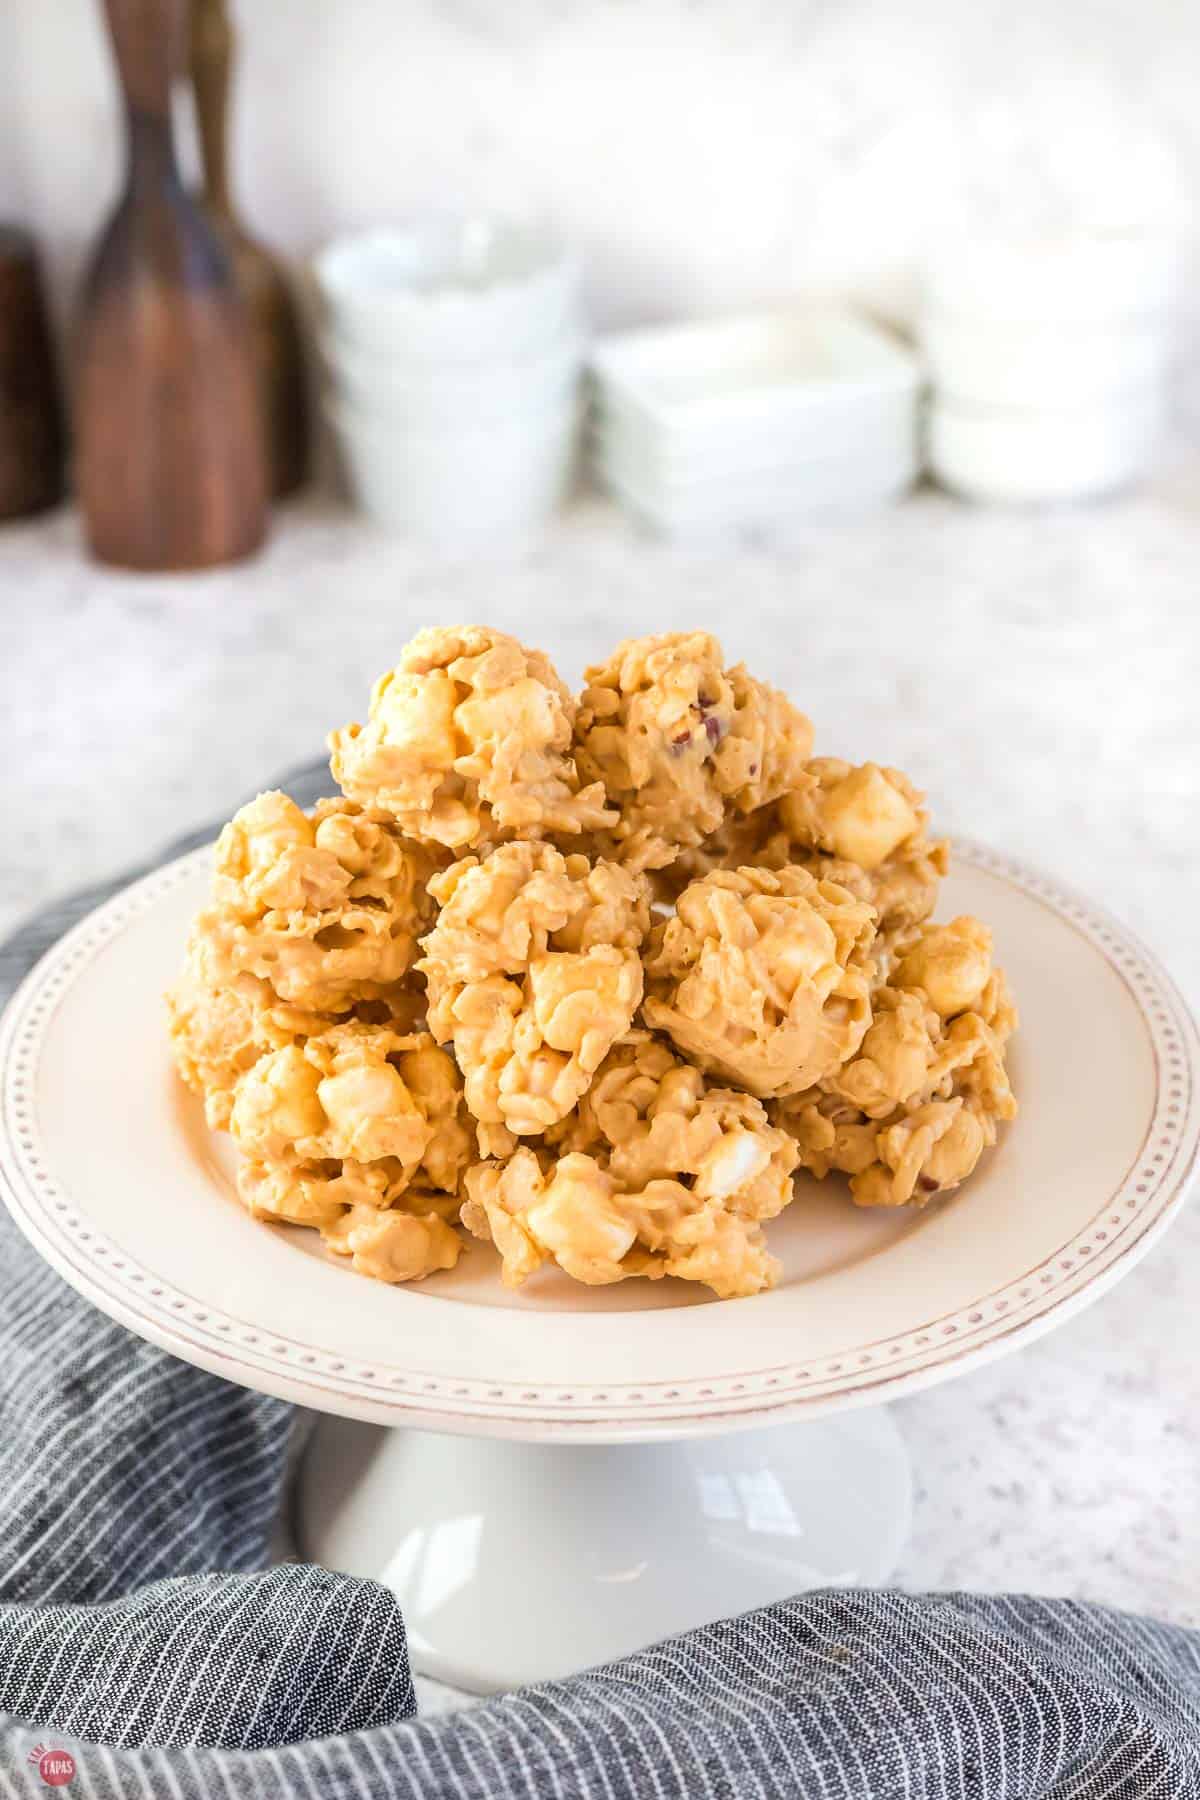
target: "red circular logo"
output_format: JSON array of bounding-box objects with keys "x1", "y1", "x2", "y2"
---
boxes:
[{"x1": 37, "y1": 1750, "x2": 76, "y2": 1788}]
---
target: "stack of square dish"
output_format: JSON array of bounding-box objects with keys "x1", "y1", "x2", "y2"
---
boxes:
[
  {"x1": 589, "y1": 309, "x2": 921, "y2": 538},
  {"x1": 314, "y1": 217, "x2": 584, "y2": 540},
  {"x1": 924, "y1": 233, "x2": 1179, "y2": 504}
]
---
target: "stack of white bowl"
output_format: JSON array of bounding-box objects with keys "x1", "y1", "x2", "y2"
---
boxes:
[
  {"x1": 314, "y1": 218, "x2": 584, "y2": 539},
  {"x1": 924, "y1": 234, "x2": 1179, "y2": 504},
  {"x1": 589, "y1": 308, "x2": 921, "y2": 539}
]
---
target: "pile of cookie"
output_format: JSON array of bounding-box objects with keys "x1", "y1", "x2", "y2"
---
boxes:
[{"x1": 169, "y1": 626, "x2": 1016, "y2": 1300}]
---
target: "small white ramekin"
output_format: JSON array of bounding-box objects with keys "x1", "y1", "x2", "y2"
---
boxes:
[
  {"x1": 326, "y1": 331, "x2": 584, "y2": 425},
  {"x1": 313, "y1": 217, "x2": 581, "y2": 362},
  {"x1": 328, "y1": 397, "x2": 581, "y2": 539},
  {"x1": 925, "y1": 230, "x2": 1180, "y2": 326},
  {"x1": 928, "y1": 386, "x2": 1166, "y2": 505},
  {"x1": 922, "y1": 311, "x2": 1170, "y2": 409}
]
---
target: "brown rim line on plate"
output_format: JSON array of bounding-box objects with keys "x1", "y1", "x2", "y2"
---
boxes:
[{"x1": 0, "y1": 836, "x2": 1197, "y2": 1443}]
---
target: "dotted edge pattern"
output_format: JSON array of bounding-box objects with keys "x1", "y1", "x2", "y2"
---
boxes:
[{"x1": 0, "y1": 839, "x2": 1197, "y2": 1431}]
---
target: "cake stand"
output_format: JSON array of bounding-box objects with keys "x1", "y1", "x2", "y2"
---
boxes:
[{"x1": 1, "y1": 841, "x2": 1196, "y2": 1692}]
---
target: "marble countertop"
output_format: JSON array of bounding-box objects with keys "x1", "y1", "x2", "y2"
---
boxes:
[{"x1": 4, "y1": 476, "x2": 1200, "y2": 1703}]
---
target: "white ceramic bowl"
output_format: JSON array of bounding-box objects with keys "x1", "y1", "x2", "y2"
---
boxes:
[
  {"x1": 327, "y1": 331, "x2": 584, "y2": 426},
  {"x1": 923, "y1": 310, "x2": 1170, "y2": 408},
  {"x1": 314, "y1": 218, "x2": 581, "y2": 361},
  {"x1": 925, "y1": 231, "x2": 1180, "y2": 325},
  {"x1": 929, "y1": 386, "x2": 1166, "y2": 504},
  {"x1": 329, "y1": 398, "x2": 580, "y2": 538}
]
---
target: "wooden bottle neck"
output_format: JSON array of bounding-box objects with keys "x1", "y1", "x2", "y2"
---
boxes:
[
  {"x1": 122, "y1": 107, "x2": 183, "y2": 192},
  {"x1": 191, "y1": 0, "x2": 236, "y2": 221},
  {"x1": 102, "y1": 0, "x2": 185, "y2": 120}
]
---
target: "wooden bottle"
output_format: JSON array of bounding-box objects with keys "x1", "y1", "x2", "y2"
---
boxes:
[
  {"x1": 75, "y1": 0, "x2": 268, "y2": 570},
  {"x1": 0, "y1": 227, "x2": 65, "y2": 520},
  {"x1": 190, "y1": 0, "x2": 308, "y2": 499}
]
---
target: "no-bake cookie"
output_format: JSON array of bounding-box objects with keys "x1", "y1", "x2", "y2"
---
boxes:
[
  {"x1": 642, "y1": 865, "x2": 877, "y2": 1097},
  {"x1": 417, "y1": 840, "x2": 650, "y2": 1138},
  {"x1": 573, "y1": 631, "x2": 814, "y2": 872},
  {"x1": 465, "y1": 1032, "x2": 799, "y2": 1297},
  {"x1": 772, "y1": 918, "x2": 1017, "y2": 1208},
  {"x1": 330, "y1": 625, "x2": 614, "y2": 852}
]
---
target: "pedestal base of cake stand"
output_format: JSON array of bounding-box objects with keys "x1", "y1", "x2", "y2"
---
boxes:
[{"x1": 297, "y1": 1407, "x2": 913, "y2": 1694}]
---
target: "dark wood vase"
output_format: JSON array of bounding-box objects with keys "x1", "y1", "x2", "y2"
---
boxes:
[
  {"x1": 0, "y1": 227, "x2": 65, "y2": 521},
  {"x1": 190, "y1": 0, "x2": 308, "y2": 499},
  {"x1": 75, "y1": 0, "x2": 268, "y2": 570}
]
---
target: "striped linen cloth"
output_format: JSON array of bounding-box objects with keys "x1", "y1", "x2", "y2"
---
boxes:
[{"x1": 2, "y1": 769, "x2": 1200, "y2": 1798}]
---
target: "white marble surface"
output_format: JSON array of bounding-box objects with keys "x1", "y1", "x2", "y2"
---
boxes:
[{"x1": 4, "y1": 478, "x2": 1200, "y2": 1710}]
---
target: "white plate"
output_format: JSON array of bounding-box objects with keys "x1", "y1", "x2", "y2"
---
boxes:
[{"x1": 1, "y1": 842, "x2": 1196, "y2": 1444}]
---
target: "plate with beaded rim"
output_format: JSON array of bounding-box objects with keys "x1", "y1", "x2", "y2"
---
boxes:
[{"x1": 1, "y1": 838, "x2": 1197, "y2": 1443}]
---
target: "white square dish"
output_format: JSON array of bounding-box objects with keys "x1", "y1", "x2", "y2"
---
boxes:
[
  {"x1": 592, "y1": 397, "x2": 919, "y2": 490},
  {"x1": 601, "y1": 457, "x2": 918, "y2": 541},
  {"x1": 590, "y1": 307, "x2": 921, "y2": 445}
]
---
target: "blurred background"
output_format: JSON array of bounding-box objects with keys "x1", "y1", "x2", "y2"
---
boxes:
[
  {"x1": 4, "y1": 0, "x2": 1199, "y2": 336},
  {"x1": 3, "y1": 0, "x2": 1200, "y2": 1639}
]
